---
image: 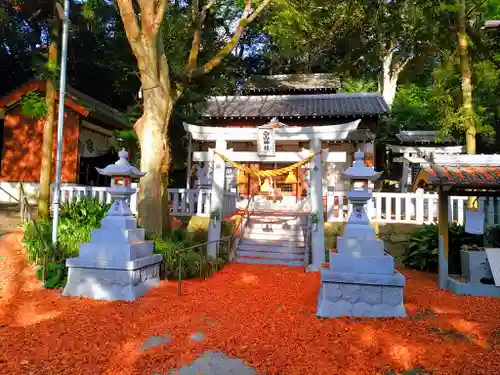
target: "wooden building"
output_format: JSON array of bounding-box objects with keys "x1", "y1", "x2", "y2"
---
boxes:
[
  {"x1": 0, "y1": 81, "x2": 130, "y2": 202},
  {"x1": 189, "y1": 74, "x2": 389, "y2": 199}
]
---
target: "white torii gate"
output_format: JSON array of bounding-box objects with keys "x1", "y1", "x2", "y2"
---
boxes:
[{"x1": 183, "y1": 119, "x2": 365, "y2": 270}]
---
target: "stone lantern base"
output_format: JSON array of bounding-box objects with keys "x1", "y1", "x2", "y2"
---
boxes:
[
  {"x1": 62, "y1": 215, "x2": 162, "y2": 301},
  {"x1": 317, "y1": 270, "x2": 406, "y2": 318}
]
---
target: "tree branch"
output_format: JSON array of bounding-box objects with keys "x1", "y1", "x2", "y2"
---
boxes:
[
  {"x1": 186, "y1": 0, "x2": 217, "y2": 73},
  {"x1": 190, "y1": 0, "x2": 270, "y2": 78},
  {"x1": 116, "y1": 0, "x2": 143, "y2": 57},
  {"x1": 393, "y1": 53, "x2": 414, "y2": 77},
  {"x1": 467, "y1": 0, "x2": 488, "y2": 18},
  {"x1": 153, "y1": 0, "x2": 168, "y2": 32}
]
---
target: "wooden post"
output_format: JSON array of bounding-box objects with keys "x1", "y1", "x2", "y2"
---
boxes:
[{"x1": 438, "y1": 189, "x2": 450, "y2": 289}]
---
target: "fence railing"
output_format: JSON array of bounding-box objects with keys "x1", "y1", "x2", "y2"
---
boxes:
[
  {"x1": 51, "y1": 185, "x2": 238, "y2": 217},
  {"x1": 51, "y1": 185, "x2": 500, "y2": 227},
  {"x1": 326, "y1": 190, "x2": 500, "y2": 227}
]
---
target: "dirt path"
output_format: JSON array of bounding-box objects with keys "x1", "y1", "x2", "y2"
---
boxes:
[{"x1": 0, "y1": 233, "x2": 499, "y2": 375}]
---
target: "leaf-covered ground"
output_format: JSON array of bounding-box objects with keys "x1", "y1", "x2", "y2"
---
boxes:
[{"x1": 0, "y1": 232, "x2": 499, "y2": 375}]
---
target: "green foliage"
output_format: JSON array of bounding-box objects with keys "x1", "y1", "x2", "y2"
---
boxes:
[
  {"x1": 36, "y1": 262, "x2": 67, "y2": 289},
  {"x1": 22, "y1": 198, "x2": 110, "y2": 289},
  {"x1": 402, "y1": 223, "x2": 483, "y2": 273},
  {"x1": 21, "y1": 218, "x2": 51, "y2": 264},
  {"x1": 340, "y1": 77, "x2": 377, "y2": 93},
  {"x1": 59, "y1": 198, "x2": 111, "y2": 228},
  {"x1": 20, "y1": 91, "x2": 47, "y2": 119},
  {"x1": 485, "y1": 225, "x2": 500, "y2": 247},
  {"x1": 151, "y1": 227, "x2": 229, "y2": 280},
  {"x1": 381, "y1": 84, "x2": 437, "y2": 138}
]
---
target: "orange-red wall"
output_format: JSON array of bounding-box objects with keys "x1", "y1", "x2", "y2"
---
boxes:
[{"x1": 0, "y1": 105, "x2": 80, "y2": 183}]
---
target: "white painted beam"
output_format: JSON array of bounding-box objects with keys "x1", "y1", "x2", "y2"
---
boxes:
[
  {"x1": 387, "y1": 145, "x2": 465, "y2": 154},
  {"x1": 184, "y1": 120, "x2": 361, "y2": 142},
  {"x1": 192, "y1": 151, "x2": 346, "y2": 163}
]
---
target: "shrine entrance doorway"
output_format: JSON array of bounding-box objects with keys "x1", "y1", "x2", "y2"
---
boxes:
[{"x1": 247, "y1": 163, "x2": 307, "y2": 202}]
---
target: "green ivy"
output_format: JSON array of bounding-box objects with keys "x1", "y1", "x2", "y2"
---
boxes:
[{"x1": 20, "y1": 91, "x2": 48, "y2": 119}]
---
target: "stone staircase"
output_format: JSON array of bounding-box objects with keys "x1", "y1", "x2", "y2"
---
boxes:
[{"x1": 235, "y1": 214, "x2": 308, "y2": 266}]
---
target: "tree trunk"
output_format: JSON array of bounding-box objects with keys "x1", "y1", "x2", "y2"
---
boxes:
[
  {"x1": 379, "y1": 51, "x2": 399, "y2": 108},
  {"x1": 135, "y1": 86, "x2": 174, "y2": 236},
  {"x1": 38, "y1": 15, "x2": 60, "y2": 218},
  {"x1": 458, "y1": 0, "x2": 475, "y2": 155}
]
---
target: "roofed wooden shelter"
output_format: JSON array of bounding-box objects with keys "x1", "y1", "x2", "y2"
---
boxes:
[
  {"x1": 386, "y1": 131, "x2": 464, "y2": 191},
  {"x1": 413, "y1": 154, "x2": 500, "y2": 297}
]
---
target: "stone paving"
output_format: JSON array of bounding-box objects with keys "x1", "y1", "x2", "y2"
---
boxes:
[
  {"x1": 168, "y1": 351, "x2": 257, "y2": 375},
  {"x1": 140, "y1": 332, "x2": 257, "y2": 375}
]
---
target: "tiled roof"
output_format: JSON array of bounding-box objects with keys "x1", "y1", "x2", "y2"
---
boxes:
[
  {"x1": 245, "y1": 74, "x2": 341, "y2": 93},
  {"x1": 204, "y1": 93, "x2": 389, "y2": 119},
  {"x1": 422, "y1": 165, "x2": 500, "y2": 186},
  {"x1": 396, "y1": 131, "x2": 459, "y2": 144},
  {"x1": 414, "y1": 155, "x2": 500, "y2": 190}
]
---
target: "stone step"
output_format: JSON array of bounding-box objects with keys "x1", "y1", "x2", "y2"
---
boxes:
[
  {"x1": 241, "y1": 232, "x2": 304, "y2": 241},
  {"x1": 244, "y1": 227, "x2": 303, "y2": 236},
  {"x1": 247, "y1": 216, "x2": 301, "y2": 221},
  {"x1": 238, "y1": 244, "x2": 305, "y2": 254},
  {"x1": 238, "y1": 242, "x2": 305, "y2": 252},
  {"x1": 240, "y1": 238, "x2": 305, "y2": 246},
  {"x1": 238, "y1": 249, "x2": 304, "y2": 259},
  {"x1": 235, "y1": 255, "x2": 306, "y2": 267}
]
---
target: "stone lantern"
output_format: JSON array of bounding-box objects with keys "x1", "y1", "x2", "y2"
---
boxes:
[
  {"x1": 62, "y1": 149, "x2": 162, "y2": 301},
  {"x1": 340, "y1": 150, "x2": 382, "y2": 239},
  {"x1": 317, "y1": 151, "x2": 406, "y2": 318}
]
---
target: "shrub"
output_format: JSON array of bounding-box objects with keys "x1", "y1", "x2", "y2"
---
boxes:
[
  {"x1": 59, "y1": 198, "x2": 111, "y2": 227},
  {"x1": 151, "y1": 227, "x2": 228, "y2": 281},
  {"x1": 36, "y1": 262, "x2": 67, "y2": 289},
  {"x1": 402, "y1": 223, "x2": 483, "y2": 273},
  {"x1": 485, "y1": 225, "x2": 500, "y2": 247},
  {"x1": 22, "y1": 218, "x2": 52, "y2": 264},
  {"x1": 21, "y1": 198, "x2": 110, "y2": 289}
]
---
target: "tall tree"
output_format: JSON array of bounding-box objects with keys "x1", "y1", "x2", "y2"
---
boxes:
[
  {"x1": 38, "y1": 2, "x2": 61, "y2": 218},
  {"x1": 114, "y1": 0, "x2": 271, "y2": 234},
  {"x1": 458, "y1": 0, "x2": 476, "y2": 154}
]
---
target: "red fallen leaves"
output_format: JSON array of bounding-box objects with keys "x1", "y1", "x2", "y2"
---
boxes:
[{"x1": 1, "y1": 233, "x2": 500, "y2": 375}]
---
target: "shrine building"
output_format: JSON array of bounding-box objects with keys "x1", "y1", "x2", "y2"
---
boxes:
[{"x1": 185, "y1": 74, "x2": 389, "y2": 206}]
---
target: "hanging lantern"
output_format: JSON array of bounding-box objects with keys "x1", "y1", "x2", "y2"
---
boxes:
[
  {"x1": 236, "y1": 170, "x2": 246, "y2": 184},
  {"x1": 260, "y1": 178, "x2": 271, "y2": 192},
  {"x1": 284, "y1": 170, "x2": 298, "y2": 184}
]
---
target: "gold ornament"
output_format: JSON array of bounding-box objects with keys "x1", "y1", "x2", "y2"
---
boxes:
[
  {"x1": 260, "y1": 178, "x2": 271, "y2": 192},
  {"x1": 284, "y1": 170, "x2": 298, "y2": 184},
  {"x1": 236, "y1": 170, "x2": 246, "y2": 184}
]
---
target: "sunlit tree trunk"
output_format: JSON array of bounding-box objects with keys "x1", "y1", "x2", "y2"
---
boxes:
[
  {"x1": 458, "y1": 0, "x2": 476, "y2": 209},
  {"x1": 116, "y1": 0, "x2": 269, "y2": 235},
  {"x1": 38, "y1": 11, "x2": 60, "y2": 218},
  {"x1": 458, "y1": 0, "x2": 475, "y2": 155}
]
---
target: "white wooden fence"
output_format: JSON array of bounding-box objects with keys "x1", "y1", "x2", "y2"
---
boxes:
[
  {"x1": 326, "y1": 190, "x2": 500, "y2": 227},
  {"x1": 54, "y1": 185, "x2": 238, "y2": 217},
  {"x1": 53, "y1": 185, "x2": 500, "y2": 227}
]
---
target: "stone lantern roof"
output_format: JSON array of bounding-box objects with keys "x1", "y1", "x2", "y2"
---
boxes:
[
  {"x1": 340, "y1": 151, "x2": 383, "y2": 181},
  {"x1": 96, "y1": 149, "x2": 145, "y2": 178}
]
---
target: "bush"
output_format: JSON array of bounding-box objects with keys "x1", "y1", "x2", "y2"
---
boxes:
[
  {"x1": 485, "y1": 225, "x2": 500, "y2": 247},
  {"x1": 402, "y1": 223, "x2": 483, "y2": 273},
  {"x1": 151, "y1": 226, "x2": 229, "y2": 281},
  {"x1": 36, "y1": 262, "x2": 67, "y2": 289},
  {"x1": 21, "y1": 198, "x2": 110, "y2": 289},
  {"x1": 59, "y1": 198, "x2": 111, "y2": 227}
]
